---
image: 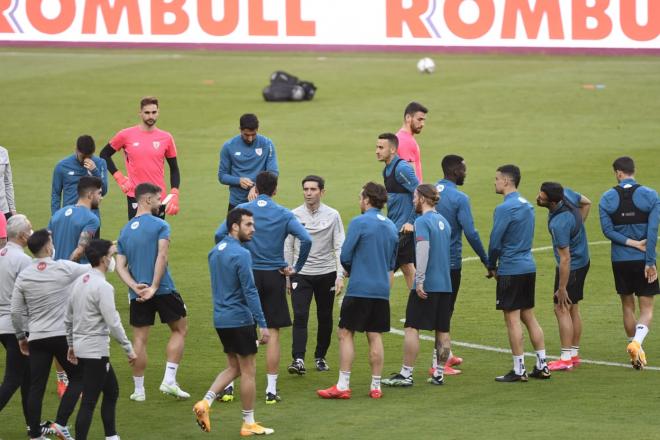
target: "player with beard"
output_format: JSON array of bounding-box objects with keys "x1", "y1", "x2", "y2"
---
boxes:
[
  {"x1": 49, "y1": 177, "x2": 103, "y2": 263},
  {"x1": 116, "y1": 183, "x2": 189, "y2": 402},
  {"x1": 218, "y1": 114, "x2": 279, "y2": 212},
  {"x1": 317, "y1": 182, "x2": 398, "y2": 400},
  {"x1": 193, "y1": 208, "x2": 273, "y2": 436},
  {"x1": 383, "y1": 184, "x2": 453, "y2": 388},
  {"x1": 487, "y1": 165, "x2": 549, "y2": 382},
  {"x1": 396, "y1": 102, "x2": 428, "y2": 181},
  {"x1": 51, "y1": 135, "x2": 108, "y2": 228},
  {"x1": 428, "y1": 155, "x2": 490, "y2": 376},
  {"x1": 100, "y1": 97, "x2": 181, "y2": 219}
]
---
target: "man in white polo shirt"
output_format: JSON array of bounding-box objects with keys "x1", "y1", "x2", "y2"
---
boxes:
[{"x1": 285, "y1": 175, "x2": 345, "y2": 375}]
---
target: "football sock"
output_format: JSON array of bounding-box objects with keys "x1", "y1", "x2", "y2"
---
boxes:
[
  {"x1": 560, "y1": 348, "x2": 572, "y2": 361},
  {"x1": 133, "y1": 376, "x2": 145, "y2": 394},
  {"x1": 399, "y1": 365, "x2": 414, "y2": 378},
  {"x1": 513, "y1": 355, "x2": 525, "y2": 375},
  {"x1": 56, "y1": 370, "x2": 68, "y2": 384},
  {"x1": 371, "y1": 376, "x2": 381, "y2": 391},
  {"x1": 337, "y1": 371, "x2": 351, "y2": 391},
  {"x1": 105, "y1": 436, "x2": 120, "y2": 440},
  {"x1": 633, "y1": 324, "x2": 649, "y2": 345},
  {"x1": 432, "y1": 349, "x2": 438, "y2": 369},
  {"x1": 163, "y1": 362, "x2": 178, "y2": 386},
  {"x1": 204, "y1": 390, "x2": 216, "y2": 406},
  {"x1": 434, "y1": 364, "x2": 445, "y2": 379},
  {"x1": 535, "y1": 350, "x2": 547, "y2": 369},
  {"x1": 266, "y1": 374, "x2": 278, "y2": 395},
  {"x1": 571, "y1": 346, "x2": 579, "y2": 358},
  {"x1": 242, "y1": 409, "x2": 255, "y2": 425}
]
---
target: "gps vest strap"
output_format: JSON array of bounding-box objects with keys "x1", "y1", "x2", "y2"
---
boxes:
[
  {"x1": 383, "y1": 159, "x2": 408, "y2": 194},
  {"x1": 611, "y1": 185, "x2": 649, "y2": 225}
]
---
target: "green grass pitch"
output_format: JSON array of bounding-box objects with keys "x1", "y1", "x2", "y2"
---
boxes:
[{"x1": 1, "y1": 48, "x2": 660, "y2": 439}]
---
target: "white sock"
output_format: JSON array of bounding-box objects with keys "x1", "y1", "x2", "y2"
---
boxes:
[
  {"x1": 163, "y1": 362, "x2": 178, "y2": 385},
  {"x1": 266, "y1": 374, "x2": 278, "y2": 395},
  {"x1": 432, "y1": 349, "x2": 438, "y2": 369},
  {"x1": 56, "y1": 370, "x2": 68, "y2": 383},
  {"x1": 560, "y1": 348, "x2": 572, "y2": 361},
  {"x1": 371, "y1": 375, "x2": 381, "y2": 391},
  {"x1": 133, "y1": 376, "x2": 145, "y2": 393},
  {"x1": 513, "y1": 355, "x2": 525, "y2": 375},
  {"x1": 204, "y1": 390, "x2": 216, "y2": 406},
  {"x1": 434, "y1": 364, "x2": 445, "y2": 379},
  {"x1": 105, "y1": 436, "x2": 120, "y2": 440},
  {"x1": 399, "y1": 365, "x2": 414, "y2": 378},
  {"x1": 226, "y1": 381, "x2": 234, "y2": 390},
  {"x1": 633, "y1": 324, "x2": 649, "y2": 345},
  {"x1": 337, "y1": 371, "x2": 351, "y2": 391},
  {"x1": 535, "y1": 350, "x2": 547, "y2": 369},
  {"x1": 570, "y1": 346, "x2": 579, "y2": 358},
  {"x1": 242, "y1": 409, "x2": 255, "y2": 425}
]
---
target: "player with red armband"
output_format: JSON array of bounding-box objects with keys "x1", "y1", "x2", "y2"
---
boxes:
[{"x1": 100, "y1": 96, "x2": 180, "y2": 220}]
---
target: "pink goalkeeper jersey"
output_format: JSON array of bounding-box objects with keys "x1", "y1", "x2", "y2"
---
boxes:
[
  {"x1": 396, "y1": 129, "x2": 423, "y2": 182},
  {"x1": 109, "y1": 126, "x2": 177, "y2": 198}
]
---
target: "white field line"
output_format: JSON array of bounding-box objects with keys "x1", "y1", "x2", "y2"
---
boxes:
[
  {"x1": 388, "y1": 326, "x2": 660, "y2": 371},
  {"x1": 391, "y1": 237, "x2": 660, "y2": 371},
  {"x1": 394, "y1": 239, "x2": 613, "y2": 277}
]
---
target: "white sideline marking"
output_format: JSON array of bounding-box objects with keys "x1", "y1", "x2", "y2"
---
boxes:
[
  {"x1": 391, "y1": 236, "x2": 660, "y2": 371},
  {"x1": 388, "y1": 326, "x2": 660, "y2": 371},
  {"x1": 394, "y1": 239, "x2": 615, "y2": 277}
]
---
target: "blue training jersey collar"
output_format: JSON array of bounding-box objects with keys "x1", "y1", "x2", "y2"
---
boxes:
[
  {"x1": 438, "y1": 179, "x2": 456, "y2": 188},
  {"x1": 619, "y1": 178, "x2": 637, "y2": 187},
  {"x1": 504, "y1": 191, "x2": 520, "y2": 201}
]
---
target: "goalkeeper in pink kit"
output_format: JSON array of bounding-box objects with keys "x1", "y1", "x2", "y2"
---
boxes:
[{"x1": 100, "y1": 97, "x2": 181, "y2": 219}]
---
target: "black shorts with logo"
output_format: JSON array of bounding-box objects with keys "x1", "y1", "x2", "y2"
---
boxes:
[
  {"x1": 253, "y1": 269, "x2": 291, "y2": 329},
  {"x1": 338, "y1": 296, "x2": 390, "y2": 333},
  {"x1": 216, "y1": 325, "x2": 258, "y2": 356},
  {"x1": 405, "y1": 290, "x2": 454, "y2": 332},
  {"x1": 554, "y1": 262, "x2": 590, "y2": 304},
  {"x1": 496, "y1": 273, "x2": 536, "y2": 311},
  {"x1": 130, "y1": 292, "x2": 187, "y2": 327},
  {"x1": 612, "y1": 260, "x2": 660, "y2": 296},
  {"x1": 396, "y1": 232, "x2": 415, "y2": 268}
]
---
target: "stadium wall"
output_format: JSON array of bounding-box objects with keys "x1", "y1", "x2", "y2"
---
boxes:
[{"x1": 0, "y1": 0, "x2": 658, "y2": 54}]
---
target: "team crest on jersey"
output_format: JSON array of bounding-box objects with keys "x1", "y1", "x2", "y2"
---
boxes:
[
  {"x1": 0, "y1": 248, "x2": 7, "y2": 256},
  {"x1": 131, "y1": 221, "x2": 140, "y2": 230},
  {"x1": 83, "y1": 274, "x2": 90, "y2": 283},
  {"x1": 257, "y1": 200, "x2": 267, "y2": 207},
  {"x1": 218, "y1": 243, "x2": 227, "y2": 251},
  {"x1": 292, "y1": 282, "x2": 298, "y2": 290},
  {"x1": 377, "y1": 214, "x2": 386, "y2": 221},
  {"x1": 37, "y1": 262, "x2": 47, "y2": 271},
  {"x1": 436, "y1": 184, "x2": 445, "y2": 192},
  {"x1": 255, "y1": 148, "x2": 263, "y2": 156},
  {"x1": 438, "y1": 221, "x2": 445, "y2": 230},
  {"x1": 65, "y1": 208, "x2": 73, "y2": 217},
  {"x1": 153, "y1": 141, "x2": 160, "y2": 149}
]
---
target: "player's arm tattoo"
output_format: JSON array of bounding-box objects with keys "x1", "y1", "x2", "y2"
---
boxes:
[{"x1": 70, "y1": 231, "x2": 94, "y2": 261}]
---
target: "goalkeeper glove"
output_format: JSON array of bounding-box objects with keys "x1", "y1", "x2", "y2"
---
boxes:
[
  {"x1": 164, "y1": 188, "x2": 180, "y2": 216},
  {"x1": 112, "y1": 171, "x2": 133, "y2": 195}
]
